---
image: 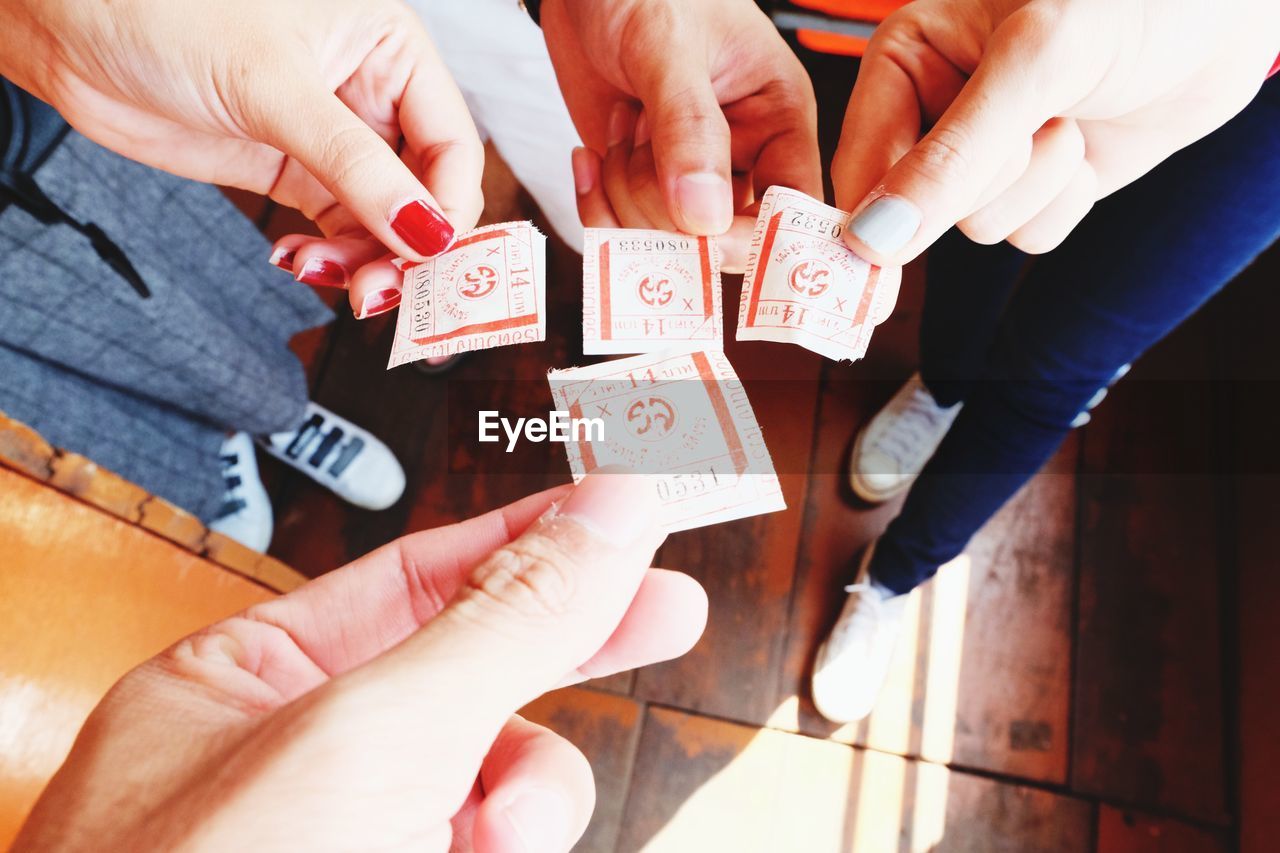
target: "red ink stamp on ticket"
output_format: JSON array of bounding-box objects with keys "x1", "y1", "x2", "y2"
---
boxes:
[
  {"x1": 388, "y1": 222, "x2": 546, "y2": 368},
  {"x1": 737, "y1": 187, "x2": 900, "y2": 362},
  {"x1": 582, "y1": 228, "x2": 723, "y2": 355},
  {"x1": 548, "y1": 349, "x2": 784, "y2": 532}
]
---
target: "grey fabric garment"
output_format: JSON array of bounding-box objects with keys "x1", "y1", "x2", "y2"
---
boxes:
[{"x1": 0, "y1": 132, "x2": 333, "y2": 522}]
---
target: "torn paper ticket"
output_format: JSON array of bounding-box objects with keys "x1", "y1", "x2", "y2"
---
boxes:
[
  {"x1": 582, "y1": 228, "x2": 723, "y2": 354},
  {"x1": 388, "y1": 221, "x2": 546, "y2": 368},
  {"x1": 737, "y1": 186, "x2": 899, "y2": 362},
  {"x1": 548, "y1": 349, "x2": 784, "y2": 532}
]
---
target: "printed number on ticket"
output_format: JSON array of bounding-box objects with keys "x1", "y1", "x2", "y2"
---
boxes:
[
  {"x1": 582, "y1": 228, "x2": 723, "y2": 354},
  {"x1": 388, "y1": 222, "x2": 547, "y2": 368},
  {"x1": 548, "y1": 350, "x2": 784, "y2": 532},
  {"x1": 737, "y1": 187, "x2": 900, "y2": 362}
]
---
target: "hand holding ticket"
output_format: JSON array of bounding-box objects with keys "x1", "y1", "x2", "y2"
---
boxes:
[
  {"x1": 388, "y1": 222, "x2": 547, "y2": 368},
  {"x1": 737, "y1": 187, "x2": 900, "y2": 362},
  {"x1": 548, "y1": 350, "x2": 784, "y2": 532}
]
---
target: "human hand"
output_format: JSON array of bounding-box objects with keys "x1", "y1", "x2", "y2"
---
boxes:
[
  {"x1": 0, "y1": 0, "x2": 484, "y2": 318},
  {"x1": 542, "y1": 0, "x2": 821, "y2": 259},
  {"x1": 14, "y1": 472, "x2": 706, "y2": 853},
  {"x1": 834, "y1": 0, "x2": 1280, "y2": 264}
]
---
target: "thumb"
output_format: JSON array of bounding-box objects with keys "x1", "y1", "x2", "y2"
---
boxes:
[
  {"x1": 630, "y1": 57, "x2": 734, "y2": 235},
  {"x1": 841, "y1": 8, "x2": 1062, "y2": 266},
  {"x1": 338, "y1": 467, "x2": 664, "y2": 806},
  {"x1": 261, "y1": 82, "x2": 457, "y2": 261}
]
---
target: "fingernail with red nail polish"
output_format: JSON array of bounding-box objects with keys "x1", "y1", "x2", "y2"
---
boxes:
[
  {"x1": 269, "y1": 247, "x2": 296, "y2": 273},
  {"x1": 295, "y1": 258, "x2": 348, "y2": 288},
  {"x1": 357, "y1": 288, "x2": 401, "y2": 320},
  {"x1": 391, "y1": 200, "x2": 454, "y2": 258}
]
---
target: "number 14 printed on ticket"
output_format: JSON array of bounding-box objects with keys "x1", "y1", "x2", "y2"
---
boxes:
[
  {"x1": 582, "y1": 228, "x2": 723, "y2": 355},
  {"x1": 388, "y1": 222, "x2": 546, "y2": 368},
  {"x1": 737, "y1": 186, "x2": 900, "y2": 363}
]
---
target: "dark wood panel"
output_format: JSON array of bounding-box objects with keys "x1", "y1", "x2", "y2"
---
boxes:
[
  {"x1": 1095, "y1": 806, "x2": 1228, "y2": 853},
  {"x1": 267, "y1": 310, "x2": 452, "y2": 573},
  {"x1": 773, "y1": 368, "x2": 914, "y2": 744},
  {"x1": 946, "y1": 436, "x2": 1076, "y2": 783},
  {"x1": 1211, "y1": 244, "x2": 1280, "y2": 853},
  {"x1": 521, "y1": 687, "x2": 645, "y2": 853},
  {"x1": 219, "y1": 187, "x2": 269, "y2": 228},
  {"x1": 776, "y1": 258, "x2": 1074, "y2": 786},
  {"x1": 937, "y1": 771, "x2": 1093, "y2": 853},
  {"x1": 632, "y1": 272, "x2": 823, "y2": 724},
  {"x1": 1072, "y1": 313, "x2": 1228, "y2": 823}
]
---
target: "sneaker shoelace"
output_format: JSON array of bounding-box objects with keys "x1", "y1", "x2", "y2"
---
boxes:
[
  {"x1": 867, "y1": 388, "x2": 951, "y2": 466},
  {"x1": 282, "y1": 413, "x2": 366, "y2": 479},
  {"x1": 215, "y1": 453, "x2": 248, "y2": 520},
  {"x1": 830, "y1": 582, "x2": 886, "y2": 649}
]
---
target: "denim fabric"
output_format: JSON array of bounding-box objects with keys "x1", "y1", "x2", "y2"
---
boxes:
[{"x1": 871, "y1": 76, "x2": 1280, "y2": 594}]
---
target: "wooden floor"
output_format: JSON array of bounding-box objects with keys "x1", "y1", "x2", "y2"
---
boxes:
[{"x1": 240, "y1": 50, "x2": 1280, "y2": 853}]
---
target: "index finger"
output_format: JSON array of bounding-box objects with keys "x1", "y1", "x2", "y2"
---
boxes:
[
  {"x1": 837, "y1": 10, "x2": 1062, "y2": 265},
  {"x1": 397, "y1": 33, "x2": 486, "y2": 233}
]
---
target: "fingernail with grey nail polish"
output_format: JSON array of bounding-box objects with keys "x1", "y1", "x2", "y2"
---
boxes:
[{"x1": 848, "y1": 196, "x2": 922, "y2": 255}]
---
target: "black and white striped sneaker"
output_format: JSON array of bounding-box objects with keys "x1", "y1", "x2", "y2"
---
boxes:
[
  {"x1": 208, "y1": 432, "x2": 274, "y2": 552},
  {"x1": 257, "y1": 402, "x2": 406, "y2": 511}
]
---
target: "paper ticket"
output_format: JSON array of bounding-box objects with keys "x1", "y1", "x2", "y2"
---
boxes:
[
  {"x1": 548, "y1": 349, "x2": 785, "y2": 532},
  {"x1": 582, "y1": 228, "x2": 723, "y2": 354},
  {"x1": 736, "y1": 186, "x2": 900, "y2": 362},
  {"x1": 388, "y1": 221, "x2": 547, "y2": 368}
]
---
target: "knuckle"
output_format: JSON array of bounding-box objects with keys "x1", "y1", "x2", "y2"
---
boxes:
[
  {"x1": 998, "y1": 3, "x2": 1071, "y2": 58},
  {"x1": 654, "y1": 87, "x2": 727, "y2": 140},
  {"x1": 1002, "y1": 4, "x2": 1060, "y2": 41},
  {"x1": 321, "y1": 125, "x2": 383, "y2": 187},
  {"x1": 460, "y1": 535, "x2": 580, "y2": 621},
  {"x1": 906, "y1": 125, "x2": 974, "y2": 187}
]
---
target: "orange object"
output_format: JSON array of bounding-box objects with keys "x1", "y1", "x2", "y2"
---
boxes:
[
  {"x1": 790, "y1": 0, "x2": 908, "y2": 19},
  {"x1": 798, "y1": 29, "x2": 871, "y2": 57},
  {"x1": 0, "y1": 466, "x2": 288, "y2": 847},
  {"x1": 783, "y1": 0, "x2": 909, "y2": 57}
]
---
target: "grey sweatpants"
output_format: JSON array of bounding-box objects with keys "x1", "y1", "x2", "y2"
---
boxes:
[{"x1": 0, "y1": 132, "x2": 333, "y2": 521}]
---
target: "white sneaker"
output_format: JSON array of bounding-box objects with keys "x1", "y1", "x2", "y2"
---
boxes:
[
  {"x1": 850, "y1": 372, "x2": 962, "y2": 503},
  {"x1": 258, "y1": 402, "x2": 406, "y2": 511},
  {"x1": 810, "y1": 542, "x2": 910, "y2": 724},
  {"x1": 208, "y1": 432, "x2": 274, "y2": 552}
]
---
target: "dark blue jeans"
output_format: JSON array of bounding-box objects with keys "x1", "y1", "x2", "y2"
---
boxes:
[{"x1": 870, "y1": 76, "x2": 1280, "y2": 595}]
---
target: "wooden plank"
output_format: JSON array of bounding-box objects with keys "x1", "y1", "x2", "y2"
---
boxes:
[
  {"x1": 220, "y1": 187, "x2": 269, "y2": 227},
  {"x1": 520, "y1": 687, "x2": 644, "y2": 853},
  {"x1": 618, "y1": 706, "x2": 1093, "y2": 853},
  {"x1": 771, "y1": 368, "x2": 917, "y2": 743},
  {"x1": 1095, "y1": 806, "x2": 1227, "y2": 853},
  {"x1": 941, "y1": 437, "x2": 1075, "y2": 782},
  {"x1": 266, "y1": 307, "x2": 458, "y2": 573},
  {"x1": 1210, "y1": 244, "x2": 1280, "y2": 853},
  {"x1": 774, "y1": 260, "x2": 1074, "y2": 786},
  {"x1": 631, "y1": 270, "x2": 822, "y2": 724},
  {"x1": 1072, "y1": 312, "x2": 1228, "y2": 823},
  {"x1": 770, "y1": 253, "x2": 920, "y2": 747}
]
